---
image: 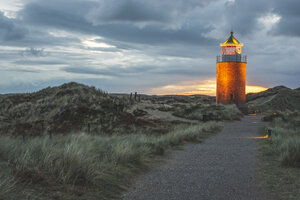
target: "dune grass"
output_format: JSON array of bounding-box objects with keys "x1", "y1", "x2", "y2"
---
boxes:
[
  {"x1": 263, "y1": 112, "x2": 300, "y2": 167},
  {"x1": 0, "y1": 175, "x2": 16, "y2": 199},
  {"x1": 0, "y1": 122, "x2": 220, "y2": 200},
  {"x1": 259, "y1": 111, "x2": 300, "y2": 199},
  {"x1": 172, "y1": 103, "x2": 243, "y2": 121}
]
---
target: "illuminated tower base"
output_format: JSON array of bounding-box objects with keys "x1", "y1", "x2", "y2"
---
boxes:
[{"x1": 216, "y1": 32, "x2": 248, "y2": 114}]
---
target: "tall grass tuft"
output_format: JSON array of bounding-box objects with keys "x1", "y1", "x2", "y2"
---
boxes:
[
  {"x1": 280, "y1": 137, "x2": 300, "y2": 167},
  {"x1": 0, "y1": 175, "x2": 16, "y2": 199},
  {"x1": 264, "y1": 111, "x2": 300, "y2": 168}
]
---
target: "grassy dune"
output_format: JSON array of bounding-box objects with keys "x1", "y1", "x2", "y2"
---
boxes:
[
  {"x1": 0, "y1": 82, "x2": 245, "y2": 199},
  {"x1": 0, "y1": 122, "x2": 220, "y2": 200},
  {"x1": 259, "y1": 111, "x2": 300, "y2": 199}
]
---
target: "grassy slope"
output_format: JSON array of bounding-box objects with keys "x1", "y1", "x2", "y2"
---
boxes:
[
  {"x1": 0, "y1": 82, "x2": 245, "y2": 199},
  {"x1": 0, "y1": 82, "x2": 131, "y2": 136},
  {"x1": 259, "y1": 112, "x2": 300, "y2": 200},
  {"x1": 0, "y1": 122, "x2": 221, "y2": 200},
  {"x1": 246, "y1": 86, "x2": 300, "y2": 113}
]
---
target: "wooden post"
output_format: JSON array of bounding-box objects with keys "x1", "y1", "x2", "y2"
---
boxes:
[{"x1": 134, "y1": 92, "x2": 137, "y2": 101}]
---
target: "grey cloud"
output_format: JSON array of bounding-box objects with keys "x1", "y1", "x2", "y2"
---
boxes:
[
  {"x1": 0, "y1": 12, "x2": 28, "y2": 41},
  {"x1": 86, "y1": 0, "x2": 214, "y2": 26},
  {"x1": 63, "y1": 61, "x2": 214, "y2": 78},
  {"x1": 13, "y1": 60, "x2": 65, "y2": 65},
  {"x1": 271, "y1": 0, "x2": 300, "y2": 37},
  {"x1": 19, "y1": 0, "x2": 216, "y2": 46},
  {"x1": 21, "y1": 47, "x2": 46, "y2": 57},
  {"x1": 2, "y1": 68, "x2": 39, "y2": 73},
  {"x1": 224, "y1": 0, "x2": 271, "y2": 36},
  {"x1": 63, "y1": 65, "x2": 155, "y2": 77},
  {"x1": 85, "y1": 47, "x2": 121, "y2": 53},
  {"x1": 86, "y1": 0, "x2": 170, "y2": 25}
]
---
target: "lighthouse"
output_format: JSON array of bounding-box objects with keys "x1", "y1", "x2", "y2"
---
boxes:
[{"x1": 216, "y1": 32, "x2": 248, "y2": 114}]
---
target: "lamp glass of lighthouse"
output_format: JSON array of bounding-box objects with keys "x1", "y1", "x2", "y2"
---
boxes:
[{"x1": 220, "y1": 32, "x2": 243, "y2": 55}]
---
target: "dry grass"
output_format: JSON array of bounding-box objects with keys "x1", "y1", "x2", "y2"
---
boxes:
[
  {"x1": 0, "y1": 122, "x2": 220, "y2": 200},
  {"x1": 172, "y1": 103, "x2": 243, "y2": 121},
  {"x1": 259, "y1": 111, "x2": 300, "y2": 199}
]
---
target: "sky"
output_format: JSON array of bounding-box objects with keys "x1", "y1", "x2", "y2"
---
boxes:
[{"x1": 0, "y1": 0, "x2": 299, "y2": 95}]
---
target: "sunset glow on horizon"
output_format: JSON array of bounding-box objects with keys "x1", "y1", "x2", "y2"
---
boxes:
[{"x1": 149, "y1": 80, "x2": 268, "y2": 96}]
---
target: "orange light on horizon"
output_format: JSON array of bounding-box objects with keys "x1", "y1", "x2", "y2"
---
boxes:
[
  {"x1": 148, "y1": 79, "x2": 268, "y2": 96},
  {"x1": 246, "y1": 85, "x2": 268, "y2": 94}
]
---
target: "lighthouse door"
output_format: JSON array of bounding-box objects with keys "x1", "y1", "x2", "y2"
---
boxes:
[{"x1": 230, "y1": 93, "x2": 234, "y2": 103}]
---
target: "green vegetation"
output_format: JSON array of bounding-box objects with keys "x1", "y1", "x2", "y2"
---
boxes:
[
  {"x1": 0, "y1": 122, "x2": 220, "y2": 200},
  {"x1": 247, "y1": 86, "x2": 300, "y2": 113},
  {"x1": 0, "y1": 175, "x2": 16, "y2": 199},
  {"x1": 172, "y1": 103, "x2": 243, "y2": 121},
  {"x1": 259, "y1": 111, "x2": 300, "y2": 199},
  {"x1": 0, "y1": 82, "x2": 246, "y2": 199},
  {"x1": 0, "y1": 82, "x2": 132, "y2": 136}
]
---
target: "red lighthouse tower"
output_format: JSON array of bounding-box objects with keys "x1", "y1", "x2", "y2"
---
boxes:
[{"x1": 216, "y1": 32, "x2": 248, "y2": 113}]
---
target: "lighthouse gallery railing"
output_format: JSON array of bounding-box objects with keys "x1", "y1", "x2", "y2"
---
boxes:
[{"x1": 216, "y1": 55, "x2": 247, "y2": 63}]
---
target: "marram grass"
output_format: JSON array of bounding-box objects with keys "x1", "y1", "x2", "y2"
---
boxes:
[
  {"x1": 259, "y1": 111, "x2": 300, "y2": 200},
  {"x1": 0, "y1": 122, "x2": 220, "y2": 200}
]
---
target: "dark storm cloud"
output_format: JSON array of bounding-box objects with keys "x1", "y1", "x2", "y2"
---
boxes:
[
  {"x1": 86, "y1": 0, "x2": 170, "y2": 25},
  {"x1": 19, "y1": 0, "x2": 216, "y2": 46},
  {"x1": 224, "y1": 0, "x2": 271, "y2": 36},
  {"x1": 86, "y1": 0, "x2": 213, "y2": 25},
  {"x1": 0, "y1": 12, "x2": 27, "y2": 41},
  {"x1": 271, "y1": 0, "x2": 300, "y2": 37},
  {"x1": 223, "y1": 0, "x2": 300, "y2": 37}
]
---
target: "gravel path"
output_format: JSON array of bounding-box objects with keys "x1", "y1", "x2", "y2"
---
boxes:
[{"x1": 122, "y1": 115, "x2": 267, "y2": 200}]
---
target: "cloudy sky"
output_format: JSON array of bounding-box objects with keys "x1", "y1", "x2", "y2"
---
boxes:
[{"x1": 0, "y1": 0, "x2": 299, "y2": 95}]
